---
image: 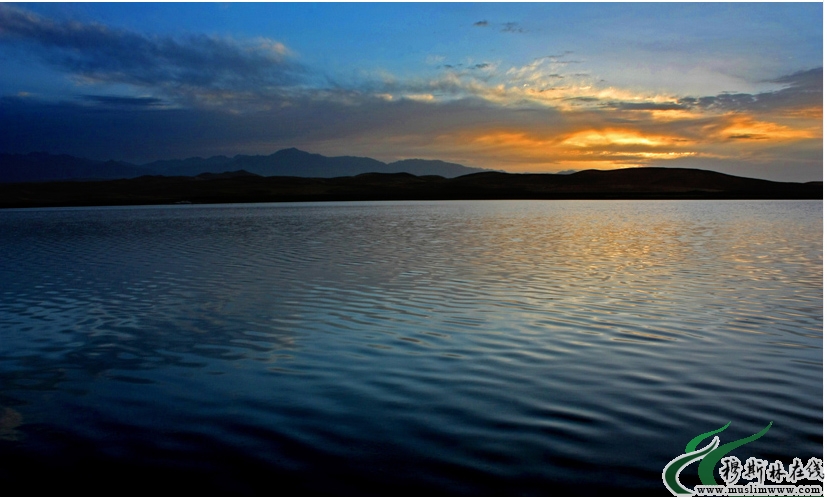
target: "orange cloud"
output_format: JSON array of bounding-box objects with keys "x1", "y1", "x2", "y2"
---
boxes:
[
  {"x1": 470, "y1": 131, "x2": 560, "y2": 149},
  {"x1": 718, "y1": 115, "x2": 816, "y2": 142},
  {"x1": 560, "y1": 129, "x2": 682, "y2": 148},
  {"x1": 777, "y1": 106, "x2": 822, "y2": 120},
  {"x1": 426, "y1": 127, "x2": 703, "y2": 171},
  {"x1": 647, "y1": 108, "x2": 702, "y2": 121}
]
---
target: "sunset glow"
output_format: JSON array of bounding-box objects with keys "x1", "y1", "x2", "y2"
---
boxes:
[
  {"x1": 718, "y1": 116, "x2": 817, "y2": 142},
  {"x1": 561, "y1": 130, "x2": 679, "y2": 149},
  {"x1": 0, "y1": 3, "x2": 821, "y2": 181}
]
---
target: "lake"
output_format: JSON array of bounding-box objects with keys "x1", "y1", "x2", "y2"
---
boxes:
[{"x1": 0, "y1": 200, "x2": 821, "y2": 495}]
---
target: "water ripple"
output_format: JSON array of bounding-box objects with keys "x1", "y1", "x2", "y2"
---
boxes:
[{"x1": 0, "y1": 200, "x2": 821, "y2": 494}]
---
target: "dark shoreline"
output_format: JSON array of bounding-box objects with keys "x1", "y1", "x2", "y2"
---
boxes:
[{"x1": 0, "y1": 168, "x2": 821, "y2": 208}]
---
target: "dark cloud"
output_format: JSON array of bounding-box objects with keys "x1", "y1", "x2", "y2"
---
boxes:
[
  {"x1": 679, "y1": 93, "x2": 756, "y2": 109},
  {"x1": 471, "y1": 20, "x2": 525, "y2": 33},
  {"x1": 543, "y1": 52, "x2": 574, "y2": 59},
  {"x1": 728, "y1": 134, "x2": 767, "y2": 140},
  {"x1": 471, "y1": 63, "x2": 490, "y2": 70},
  {"x1": 536, "y1": 56, "x2": 583, "y2": 65},
  {"x1": 679, "y1": 67, "x2": 822, "y2": 114},
  {"x1": 0, "y1": 92, "x2": 561, "y2": 164},
  {"x1": 765, "y1": 67, "x2": 822, "y2": 88},
  {"x1": 82, "y1": 95, "x2": 166, "y2": 107},
  {"x1": 0, "y1": 5, "x2": 303, "y2": 106},
  {"x1": 501, "y1": 22, "x2": 525, "y2": 34},
  {"x1": 0, "y1": 93, "x2": 337, "y2": 161}
]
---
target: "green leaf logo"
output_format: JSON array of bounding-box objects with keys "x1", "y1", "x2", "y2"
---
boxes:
[{"x1": 662, "y1": 422, "x2": 772, "y2": 496}]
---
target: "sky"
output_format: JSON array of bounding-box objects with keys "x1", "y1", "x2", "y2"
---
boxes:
[{"x1": 0, "y1": 2, "x2": 822, "y2": 181}]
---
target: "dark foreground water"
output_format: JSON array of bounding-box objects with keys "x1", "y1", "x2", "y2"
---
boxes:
[{"x1": 0, "y1": 200, "x2": 821, "y2": 495}]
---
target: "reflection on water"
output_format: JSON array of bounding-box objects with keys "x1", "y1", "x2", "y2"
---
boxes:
[{"x1": 0, "y1": 200, "x2": 821, "y2": 495}]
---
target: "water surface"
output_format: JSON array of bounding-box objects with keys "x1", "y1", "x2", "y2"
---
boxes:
[{"x1": 0, "y1": 200, "x2": 821, "y2": 495}]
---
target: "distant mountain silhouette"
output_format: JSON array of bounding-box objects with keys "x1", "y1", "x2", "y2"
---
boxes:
[
  {"x1": 0, "y1": 167, "x2": 819, "y2": 208},
  {"x1": 385, "y1": 159, "x2": 484, "y2": 177},
  {"x1": 225, "y1": 148, "x2": 391, "y2": 177},
  {"x1": 0, "y1": 148, "x2": 487, "y2": 183},
  {"x1": 0, "y1": 152, "x2": 144, "y2": 183}
]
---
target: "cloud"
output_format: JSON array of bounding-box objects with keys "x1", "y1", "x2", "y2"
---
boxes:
[
  {"x1": 0, "y1": 79, "x2": 821, "y2": 182},
  {"x1": 0, "y1": 91, "x2": 569, "y2": 164},
  {"x1": 678, "y1": 67, "x2": 822, "y2": 115},
  {"x1": 715, "y1": 114, "x2": 816, "y2": 142},
  {"x1": 543, "y1": 52, "x2": 574, "y2": 60},
  {"x1": 766, "y1": 67, "x2": 822, "y2": 88},
  {"x1": 728, "y1": 134, "x2": 766, "y2": 140},
  {"x1": 607, "y1": 102, "x2": 688, "y2": 111},
  {"x1": 82, "y1": 95, "x2": 166, "y2": 107},
  {"x1": 0, "y1": 5, "x2": 303, "y2": 107},
  {"x1": 473, "y1": 20, "x2": 488, "y2": 27},
  {"x1": 0, "y1": 6, "x2": 819, "y2": 181},
  {"x1": 501, "y1": 22, "x2": 525, "y2": 33}
]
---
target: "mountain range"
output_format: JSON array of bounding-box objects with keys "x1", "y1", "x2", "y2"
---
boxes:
[
  {"x1": 0, "y1": 167, "x2": 820, "y2": 208},
  {"x1": 0, "y1": 148, "x2": 488, "y2": 183}
]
